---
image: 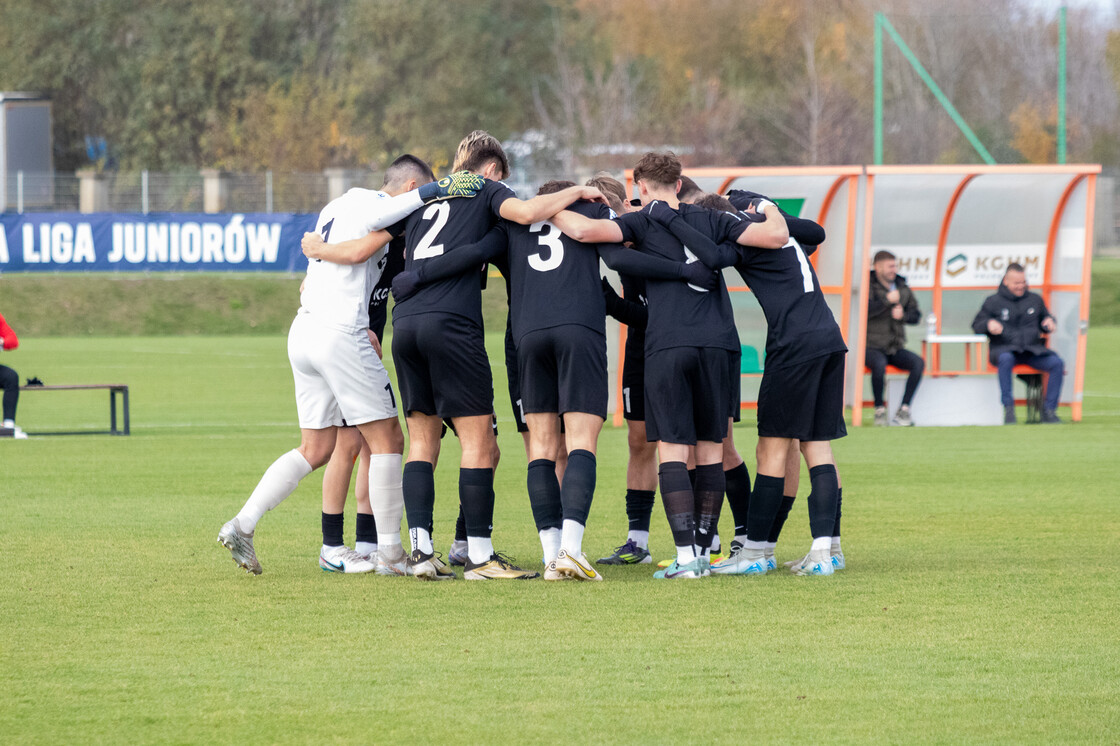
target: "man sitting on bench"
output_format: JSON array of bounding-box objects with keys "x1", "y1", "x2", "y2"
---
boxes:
[{"x1": 972, "y1": 263, "x2": 1064, "y2": 424}]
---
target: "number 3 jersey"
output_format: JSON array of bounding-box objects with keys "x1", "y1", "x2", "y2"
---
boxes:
[
  {"x1": 505, "y1": 199, "x2": 616, "y2": 346},
  {"x1": 300, "y1": 187, "x2": 424, "y2": 334},
  {"x1": 387, "y1": 178, "x2": 518, "y2": 326}
]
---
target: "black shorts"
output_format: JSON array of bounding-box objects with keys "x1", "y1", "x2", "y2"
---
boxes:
[
  {"x1": 517, "y1": 325, "x2": 608, "y2": 418},
  {"x1": 643, "y1": 346, "x2": 732, "y2": 445},
  {"x1": 729, "y1": 348, "x2": 742, "y2": 423},
  {"x1": 757, "y1": 350, "x2": 847, "y2": 441},
  {"x1": 391, "y1": 312, "x2": 493, "y2": 419},
  {"x1": 503, "y1": 323, "x2": 528, "y2": 433},
  {"x1": 621, "y1": 334, "x2": 646, "y2": 421}
]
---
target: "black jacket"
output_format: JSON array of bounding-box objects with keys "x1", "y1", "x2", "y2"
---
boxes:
[
  {"x1": 866, "y1": 272, "x2": 921, "y2": 354},
  {"x1": 971, "y1": 284, "x2": 1054, "y2": 363}
]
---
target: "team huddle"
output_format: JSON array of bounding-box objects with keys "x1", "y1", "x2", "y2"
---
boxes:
[{"x1": 218, "y1": 131, "x2": 848, "y2": 581}]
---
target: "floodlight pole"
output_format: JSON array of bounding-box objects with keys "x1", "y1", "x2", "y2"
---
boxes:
[
  {"x1": 874, "y1": 13, "x2": 883, "y2": 164},
  {"x1": 1058, "y1": 5, "x2": 1067, "y2": 164}
]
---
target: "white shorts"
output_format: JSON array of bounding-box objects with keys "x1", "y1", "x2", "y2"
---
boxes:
[{"x1": 287, "y1": 313, "x2": 398, "y2": 429}]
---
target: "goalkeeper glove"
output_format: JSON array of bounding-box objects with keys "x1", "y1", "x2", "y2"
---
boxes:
[{"x1": 418, "y1": 171, "x2": 485, "y2": 203}]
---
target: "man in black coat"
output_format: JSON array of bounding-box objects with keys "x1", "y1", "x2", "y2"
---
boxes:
[
  {"x1": 972, "y1": 263, "x2": 1064, "y2": 424},
  {"x1": 865, "y1": 250, "x2": 924, "y2": 426}
]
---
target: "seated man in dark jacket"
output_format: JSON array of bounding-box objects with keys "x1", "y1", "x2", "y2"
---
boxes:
[
  {"x1": 865, "y1": 251, "x2": 924, "y2": 426},
  {"x1": 971, "y1": 263, "x2": 1064, "y2": 424}
]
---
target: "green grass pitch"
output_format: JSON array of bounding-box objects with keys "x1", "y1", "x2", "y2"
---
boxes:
[{"x1": 2, "y1": 330, "x2": 1119, "y2": 743}]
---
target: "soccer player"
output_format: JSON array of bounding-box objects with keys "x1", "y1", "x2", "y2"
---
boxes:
[
  {"x1": 217, "y1": 155, "x2": 481, "y2": 575},
  {"x1": 306, "y1": 137, "x2": 606, "y2": 580},
  {"x1": 652, "y1": 190, "x2": 847, "y2": 577},
  {"x1": 552, "y1": 152, "x2": 789, "y2": 579}
]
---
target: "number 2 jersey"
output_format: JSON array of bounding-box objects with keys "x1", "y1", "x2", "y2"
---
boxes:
[{"x1": 386, "y1": 178, "x2": 518, "y2": 327}]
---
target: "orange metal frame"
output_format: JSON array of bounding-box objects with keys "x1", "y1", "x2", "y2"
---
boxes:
[{"x1": 852, "y1": 164, "x2": 1099, "y2": 425}]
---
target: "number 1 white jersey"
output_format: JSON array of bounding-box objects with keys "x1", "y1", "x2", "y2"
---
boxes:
[{"x1": 298, "y1": 187, "x2": 421, "y2": 334}]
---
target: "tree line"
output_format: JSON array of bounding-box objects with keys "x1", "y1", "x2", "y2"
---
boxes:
[{"x1": 1, "y1": 0, "x2": 1115, "y2": 175}]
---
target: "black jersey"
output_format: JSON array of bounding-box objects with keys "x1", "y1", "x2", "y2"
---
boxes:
[
  {"x1": 616, "y1": 206, "x2": 746, "y2": 355},
  {"x1": 387, "y1": 178, "x2": 517, "y2": 325},
  {"x1": 367, "y1": 235, "x2": 405, "y2": 340},
  {"x1": 733, "y1": 238, "x2": 846, "y2": 369},
  {"x1": 506, "y1": 200, "x2": 613, "y2": 344}
]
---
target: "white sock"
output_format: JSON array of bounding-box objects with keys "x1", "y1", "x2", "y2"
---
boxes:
[
  {"x1": 236, "y1": 449, "x2": 313, "y2": 532},
  {"x1": 743, "y1": 539, "x2": 766, "y2": 553},
  {"x1": 711, "y1": 533, "x2": 720, "y2": 553},
  {"x1": 467, "y1": 537, "x2": 494, "y2": 564},
  {"x1": 2, "y1": 419, "x2": 14, "y2": 428},
  {"x1": 734, "y1": 533, "x2": 748, "y2": 546},
  {"x1": 368, "y1": 453, "x2": 403, "y2": 548},
  {"x1": 675, "y1": 545, "x2": 697, "y2": 564},
  {"x1": 539, "y1": 528, "x2": 561, "y2": 563},
  {"x1": 321, "y1": 543, "x2": 342, "y2": 555},
  {"x1": 811, "y1": 536, "x2": 832, "y2": 552},
  {"x1": 763, "y1": 541, "x2": 777, "y2": 552},
  {"x1": 831, "y1": 537, "x2": 842, "y2": 551},
  {"x1": 627, "y1": 530, "x2": 650, "y2": 549},
  {"x1": 560, "y1": 519, "x2": 585, "y2": 556},
  {"x1": 410, "y1": 527, "x2": 433, "y2": 555},
  {"x1": 355, "y1": 541, "x2": 377, "y2": 557}
]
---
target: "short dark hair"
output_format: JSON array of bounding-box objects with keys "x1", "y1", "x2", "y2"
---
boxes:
[
  {"x1": 1005, "y1": 262, "x2": 1025, "y2": 275},
  {"x1": 693, "y1": 192, "x2": 736, "y2": 214},
  {"x1": 677, "y1": 175, "x2": 702, "y2": 201},
  {"x1": 873, "y1": 250, "x2": 896, "y2": 264},
  {"x1": 382, "y1": 154, "x2": 435, "y2": 190},
  {"x1": 537, "y1": 179, "x2": 576, "y2": 196},
  {"x1": 460, "y1": 141, "x2": 510, "y2": 180},
  {"x1": 632, "y1": 151, "x2": 681, "y2": 187}
]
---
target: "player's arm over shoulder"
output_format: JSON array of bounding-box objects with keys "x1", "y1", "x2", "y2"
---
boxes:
[
  {"x1": 551, "y1": 207, "x2": 625, "y2": 244},
  {"x1": 499, "y1": 184, "x2": 607, "y2": 226},
  {"x1": 734, "y1": 203, "x2": 789, "y2": 249},
  {"x1": 302, "y1": 229, "x2": 394, "y2": 264}
]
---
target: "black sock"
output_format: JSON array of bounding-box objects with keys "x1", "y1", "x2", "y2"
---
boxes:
[
  {"x1": 321, "y1": 511, "x2": 344, "y2": 547},
  {"x1": 527, "y1": 459, "x2": 562, "y2": 531},
  {"x1": 455, "y1": 506, "x2": 467, "y2": 542},
  {"x1": 746, "y1": 474, "x2": 785, "y2": 543},
  {"x1": 659, "y1": 461, "x2": 695, "y2": 550},
  {"x1": 561, "y1": 449, "x2": 596, "y2": 525},
  {"x1": 767, "y1": 496, "x2": 796, "y2": 543},
  {"x1": 402, "y1": 461, "x2": 435, "y2": 537},
  {"x1": 807, "y1": 464, "x2": 839, "y2": 539},
  {"x1": 355, "y1": 512, "x2": 377, "y2": 545},
  {"x1": 625, "y1": 489, "x2": 656, "y2": 533},
  {"x1": 832, "y1": 486, "x2": 843, "y2": 538},
  {"x1": 460, "y1": 467, "x2": 494, "y2": 539},
  {"x1": 693, "y1": 463, "x2": 725, "y2": 552},
  {"x1": 724, "y1": 462, "x2": 751, "y2": 536},
  {"x1": 688, "y1": 467, "x2": 697, "y2": 490}
]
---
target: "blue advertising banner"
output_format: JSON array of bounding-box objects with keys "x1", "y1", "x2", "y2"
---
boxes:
[{"x1": 0, "y1": 213, "x2": 317, "y2": 272}]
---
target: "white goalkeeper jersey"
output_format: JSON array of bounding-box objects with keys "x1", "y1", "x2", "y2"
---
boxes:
[{"x1": 298, "y1": 187, "x2": 423, "y2": 334}]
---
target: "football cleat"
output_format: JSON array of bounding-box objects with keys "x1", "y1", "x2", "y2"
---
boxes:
[
  {"x1": 374, "y1": 545, "x2": 412, "y2": 576},
  {"x1": 790, "y1": 547, "x2": 835, "y2": 576},
  {"x1": 448, "y1": 540, "x2": 469, "y2": 566},
  {"x1": 463, "y1": 553, "x2": 540, "y2": 580},
  {"x1": 831, "y1": 545, "x2": 846, "y2": 570},
  {"x1": 696, "y1": 555, "x2": 712, "y2": 577},
  {"x1": 319, "y1": 545, "x2": 376, "y2": 574},
  {"x1": 218, "y1": 518, "x2": 262, "y2": 575},
  {"x1": 765, "y1": 550, "x2": 778, "y2": 572},
  {"x1": 543, "y1": 560, "x2": 565, "y2": 581},
  {"x1": 596, "y1": 539, "x2": 652, "y2": 565},
  {"x1": 555, "y1": 550, "x2": 604, "y2": 582},
  {"x1": 409, "y1": 549, "x2": 456, "y2": 581},
  {"x1": 652, "y1": 558, "x2": 702, "y2": 580},
  {"x1": 891, "y1": 405, "x2": 914, "y2": 426},
  {"x1": 711, "y1": 547, "x2": 769, "y2": 575}
]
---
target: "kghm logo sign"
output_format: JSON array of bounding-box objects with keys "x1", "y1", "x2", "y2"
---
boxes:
[{"x1": 946, "y1": 253, "x2": 968, "y2": 277}]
